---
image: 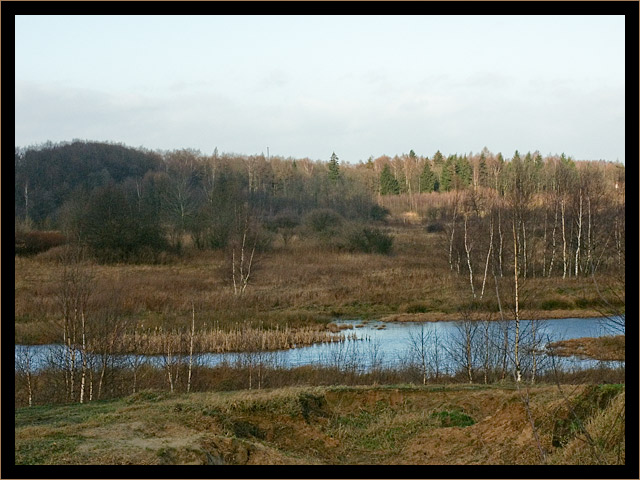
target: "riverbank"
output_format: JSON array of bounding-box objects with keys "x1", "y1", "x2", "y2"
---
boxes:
[
  {"x1": 378, "y1": 308, "x2": 606, "y2": 323},
  {"x1": 546, "y1": 335, "x2": 625, "y2": 362},
  {"x1": 14, "y1": 383, "x2": 625, "y2": 465}
]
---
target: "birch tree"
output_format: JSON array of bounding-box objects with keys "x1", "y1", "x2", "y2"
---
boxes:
[{"x1": 57, "y1": 246, "x2": 94, "y2": 402}]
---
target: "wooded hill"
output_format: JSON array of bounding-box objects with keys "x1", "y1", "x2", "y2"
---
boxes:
[{"x1": 15, "y1": 140, "x2": 625, "y2": 281}]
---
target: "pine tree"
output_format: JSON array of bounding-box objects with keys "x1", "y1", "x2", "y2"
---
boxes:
[
  {"x1": 328, "y1": 152, "x2": 340, "y2": 182},
  {"x1": 379, "y1": 164, "x2": 400, "y2": 195}
]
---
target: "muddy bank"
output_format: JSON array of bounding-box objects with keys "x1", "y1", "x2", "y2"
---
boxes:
[
  {"x1": 379, "y1": 309, "x2": 605, "y2": 323},
  {"x1": 546, "y1": 335, "x2": 625, "y2": 361}
]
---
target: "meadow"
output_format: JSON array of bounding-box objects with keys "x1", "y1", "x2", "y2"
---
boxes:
[{"x1": 14, "y1": 224, "x2": 608, "y2": 347}]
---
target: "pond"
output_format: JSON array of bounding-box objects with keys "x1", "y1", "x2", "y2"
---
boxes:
[{"x1": 15, "y1": 316, "x2": 624, "y2": 375}]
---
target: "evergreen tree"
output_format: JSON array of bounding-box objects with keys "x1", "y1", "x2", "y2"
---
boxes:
[
  {"x1": 455, "y1": 155, "x2": 472, "y2": 187},
  {"x1": 379, "y1": 164, "x2": 400, "y2": 195},
  {"x1": 419, "y1": 161, "x2": 438, "y2": 193},
  {"x1": 478, "y1": 153, "x2": 489, "y2": 187},
  {"x1": 328, "y1": 152, "x2": 340, "y2": 182},
  {"x1": 496, "y1": 153, "x2": 506, "y2": 196},
  {"x1": 432, "y1": 150, "x2": 444, "y2": 167},
  {"x1": 533, "y1": 152, "x2": 544, "y2": 191},
  {"x1": 366, "y1": 156, "x2": 374, "y2": 169},
  {"x1": 440, "y1": 156, "x2": 455, "y2": 192}
]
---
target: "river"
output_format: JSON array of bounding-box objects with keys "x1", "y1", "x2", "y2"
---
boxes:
[{"x1": 15, "y1": 316, "x2": 624, "y2": 374}]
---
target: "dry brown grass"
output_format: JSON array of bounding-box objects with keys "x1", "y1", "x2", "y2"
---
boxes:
[
  {"x1": 14, "y1": 383, "x2": 625, "y2": 465},
  {"x1": 546, "y1": 335, "x2": 625, "y2": 361},
  {"x1": 549, "y1": 390, "x2": 625, "y2": 465},
  {"x1": 15, "y1": 225, "x2": 611, "y2": 345},
  {"x1": 117, "y1": 324, "x2": 352, "y2": 355}
]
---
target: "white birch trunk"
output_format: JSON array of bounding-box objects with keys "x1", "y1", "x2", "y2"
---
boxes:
[
  {"x1": 513, "y1": 217, "x2": 522, "y2": 383},
  {"x1": 480, "y1": 216, "x2": 494, "y2": 300},
  {"x1": 575, "y1": 191, "x2": 583, "y2": 276},
  {"x1": 561, "y1": 198, "x2": 567, "y2": 279},
  {"x1": 463, "y1": 215, "x2": 476, "y2": 298},
  {"x1": 187, "y1": 303, "x2": 195, "y2": 393}
]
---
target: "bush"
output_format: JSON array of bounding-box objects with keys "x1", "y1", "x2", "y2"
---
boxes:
[
  {"x1": 426, "y1": 222, "x2": 445, "y2": 233},
  {"x1": 264, "y1": 212, "x2": 300, "y2": 247},
  {"x1": 540, "y1": 298, "x2": 574, "y2": 310},
  {"x1": 369, "y1": 204, "x2": 390, "y2": 222},
  {"x1": 67, "y1": 184, "x2": 168, "y2": 263},
  {"x1": 345, "y1": 226, "x2": 393, "y2": 255},
  {"x1": 15, "y1": 231, "x2": 67, "y2": 255},
  {"x1": 402, "y1": 302, "x2": 430, "y2": 314},
  {"x1": 303, "y1": 209, "x2": 343, "y2": 237}
]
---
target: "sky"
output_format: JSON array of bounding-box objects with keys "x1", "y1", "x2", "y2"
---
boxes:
[{"x1": 15, "y1": 15, "x2": 626, "y2": 163}]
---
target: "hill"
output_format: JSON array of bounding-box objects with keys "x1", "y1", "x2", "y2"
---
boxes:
[{"x1": 15, "y1": 140, "x2": 163, "y2": 226}]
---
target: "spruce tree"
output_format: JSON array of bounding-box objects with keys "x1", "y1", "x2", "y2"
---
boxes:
[
  {"x1": 419, "y1": 161, "x2": 437, "y2": 193},
  {"x1": 455, "y1": 155, "x2": 473, "y2": 187},
  {"x1": 432, "y1": 150, "x2": 444, "y2": 167},
  {"x1": 379, "y1": 164, "x2": 400, "y2": 195},
  {"x1": 478, "y1": 153, "x2": 489, "y2": 187},
  {"x1": 328, "y1": 152, "x2": 340, "y2": 182},
  {"x1": 440, "y1": 156, "x2": 455, "y2": 192}
]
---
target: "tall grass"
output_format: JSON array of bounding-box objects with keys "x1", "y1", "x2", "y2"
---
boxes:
[
  {"x1": 117, "y1": 324, "x2": 352, "y2": 355},
  {"x1": 15, "y1": 224, "x2": 612, "y2": 347}
]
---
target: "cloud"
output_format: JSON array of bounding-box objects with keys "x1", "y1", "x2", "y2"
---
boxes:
[{"x1": 14, "y1": 76, "x2": 624, "y2": 163}]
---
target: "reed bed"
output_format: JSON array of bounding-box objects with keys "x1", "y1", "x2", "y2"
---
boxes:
[{"x1": 113, "y1": 324, "x2": 355, "y2": 355}]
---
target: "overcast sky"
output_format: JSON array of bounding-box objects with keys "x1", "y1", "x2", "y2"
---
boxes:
[{"x1": 15, "y1": 15, "x2": 625, "y2": 163}]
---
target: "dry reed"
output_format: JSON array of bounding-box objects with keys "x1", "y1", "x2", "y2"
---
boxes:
[{"x1": 113, "y1": 324, "x2": 353, "y2": 355}]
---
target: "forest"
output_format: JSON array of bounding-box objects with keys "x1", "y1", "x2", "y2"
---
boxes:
[{"x1": 15, "y1": 140, "x2": 625, "y2": 275}]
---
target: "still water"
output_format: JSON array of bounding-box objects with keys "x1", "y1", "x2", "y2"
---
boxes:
[{"x1": 15, "y1": 316, "x2": 623, "y2": 374}]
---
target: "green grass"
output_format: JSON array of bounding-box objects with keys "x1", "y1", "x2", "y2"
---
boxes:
[
  {"x1": 15, "y1": 399, "x2": 123, "y2": 429},
  {"x1": 15, "y1": 432, "x2": 82, "y2": 465},
  {"x1": 430, "y1": 409, "x2": 475, "y2": 427}
]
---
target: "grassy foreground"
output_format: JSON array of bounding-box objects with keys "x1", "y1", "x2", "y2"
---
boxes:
[{"x1": 14, "y1": 383, "x2": 625, "y2": 465}]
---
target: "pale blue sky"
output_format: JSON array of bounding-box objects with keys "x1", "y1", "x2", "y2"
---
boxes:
[{"x1": 15, "y1": 15, "x2": 625, "y2": 162}]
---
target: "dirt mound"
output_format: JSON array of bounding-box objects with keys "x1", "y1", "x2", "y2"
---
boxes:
[
  {"x1": 400, "y1": 390, "x2": 554, "y2": 465},
  {"x1": 15, "y1": 384, "x2": 624, "y2": 465}
]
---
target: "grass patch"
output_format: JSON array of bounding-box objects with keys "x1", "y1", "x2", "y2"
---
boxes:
[
  {"x1": 15, "y1": 400, "x2": 122, "y2": 429},
  {"x1": 540, "y1": 298, "x2": 574, "y2": 310},
  {"x1": 430, "y1": 409, "x2": 475, "y2": 427},
  {"x1": 15, "y1": 432, "x2": 82, "y2": 465}
]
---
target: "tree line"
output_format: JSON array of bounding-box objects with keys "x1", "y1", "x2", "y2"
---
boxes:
[{"x1": 15, "y1": 140, "x2": 624, "y2": 273}]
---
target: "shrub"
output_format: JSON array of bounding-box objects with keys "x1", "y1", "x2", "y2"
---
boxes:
[
  {"x1": 402, "y1": 302, "x2": 430, "y2": 314},
  {"x1": 303, "y1": 209, "x2": 343, "y2": 238},
  {"x1": 345, "y1": 226, "x2": 393, "y2": 255},
  {"x1": 68, "y1": 184, "x2": 169, "y2": 263},
  {"x1": 540, "y1": 298, "x2": 574, "y2": 310},
  {"x1": 264, "y1": 212, "x2": 300, "y2": 247},
  {"x1": 369, "y1": 204, "x2": 390, "y2": 222},
  {"x1": 15, "y1": 231, "x2": 67, "y2": 255},
  {"x1": 426, "y1": 222, "x2": 445, "y2": 233}
]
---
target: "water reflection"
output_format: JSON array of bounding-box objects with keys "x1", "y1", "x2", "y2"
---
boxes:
[{"x1": 15, "y1": 316, "x2": 624, "y2": 374}]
